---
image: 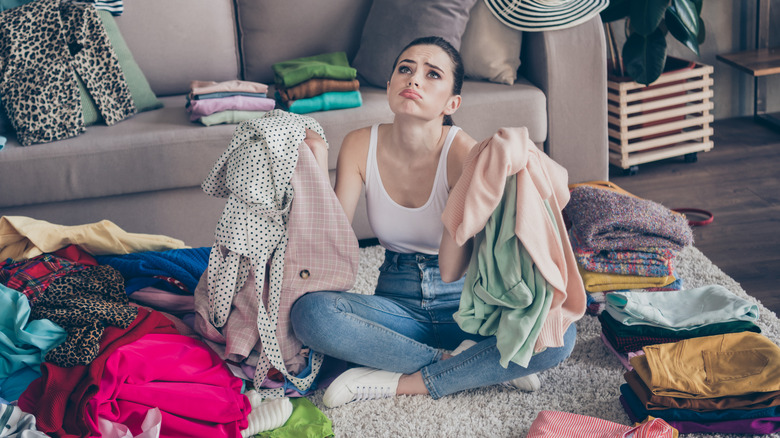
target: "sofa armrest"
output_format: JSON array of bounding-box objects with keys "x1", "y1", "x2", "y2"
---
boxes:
[{"x1": 522, "y1": 15, "x2": 608, "y2": 183}]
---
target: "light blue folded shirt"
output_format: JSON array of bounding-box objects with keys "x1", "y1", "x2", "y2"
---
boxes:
[
  {"x1": 605, "y1": 284, "x2": 759, "y2": 330},
  {"x1": 0, "y1": 284, "x2": 67, "y2": 379}
]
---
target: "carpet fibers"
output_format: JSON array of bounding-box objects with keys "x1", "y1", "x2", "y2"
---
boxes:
[{"x1": 306, "y1": 245, "x2": 780, "y2": 438}]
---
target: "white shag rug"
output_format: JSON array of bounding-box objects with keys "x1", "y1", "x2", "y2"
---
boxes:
[{"x1": 305, "y1": 245, "x2": 780, "y2": 438}]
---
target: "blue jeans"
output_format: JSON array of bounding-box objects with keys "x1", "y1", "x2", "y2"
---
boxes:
[{"x1": 290, "y1": 249, "x2": 577, "y2": 399}]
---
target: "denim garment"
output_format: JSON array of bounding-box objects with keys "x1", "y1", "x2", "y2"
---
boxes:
[{"x1": 291, "y1": 249, "x2": 576, "y2": 399}]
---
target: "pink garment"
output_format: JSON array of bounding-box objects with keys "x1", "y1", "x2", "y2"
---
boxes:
[
  {"x1": 528, "y1": 410, "x2": 677, "y2": 437},
  {"x1": 189, "y1": 80, "x2": 269, "y2": 96},
  {"x1": 194, "y1": 140, "x2": 359, "y2": 393},
  {"x1": 601, "y1": 331, "x2": 633, "y2": 371},
  {"x1": 188, "y1": 95, "x2": 276, "y2": 121},
  {"x1": 441, "y1": 127, "x2": 585, "y2": 353},
  {"x1": 129, "y1": 287, "x2": 195, "y2": 314},
  {"x1": 86, "y1": 333, "x2": 250, "y2": 438}
]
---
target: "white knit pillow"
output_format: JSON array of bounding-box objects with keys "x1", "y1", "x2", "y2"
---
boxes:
[{"x1": 460, "y1": 0, "x2": 523, "y2": 85}]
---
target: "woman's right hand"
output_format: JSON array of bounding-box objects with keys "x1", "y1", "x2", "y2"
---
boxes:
[{"x1": 304, "y1": 129, "x2": 329, "y2": 175}]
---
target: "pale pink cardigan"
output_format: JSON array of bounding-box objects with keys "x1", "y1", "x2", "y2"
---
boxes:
[{"x1": 441, "y1": 127, "x2": 585, "y2": 352}]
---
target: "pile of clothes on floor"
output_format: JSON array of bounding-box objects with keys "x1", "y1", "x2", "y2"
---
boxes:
[
  {"x1": 0, "y1": 216, "x2": 336, "y2": 438},
  {"x1": 186, "y1": 80, "x2": 276, "y2": 126},
  {"x1": 563, "y1": 183, "x2": 692, "y2": 316},
  {"x1": 563, "y1": 182, "x2": 780, "y2": 435},
  {"x1": 620, "y1": 329, "x2": 780, "y2": 435},
  {"x1": 272, "y1": 52, "x2": 362, "y2": 114}
]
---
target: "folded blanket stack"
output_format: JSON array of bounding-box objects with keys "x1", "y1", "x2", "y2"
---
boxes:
[
  {"x1": 186, "y1": 80, "x2": 275, "y2": 126},
  {"x1": 564, "y1": 185, "x2": 694, "y2": 314},
  {"x1": 272, "y1": 52, "x2": 362, "y2": 114}
]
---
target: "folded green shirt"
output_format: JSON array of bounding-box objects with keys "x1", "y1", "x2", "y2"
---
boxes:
[{"x1": 272, "y1": 52, "x2": 357, "y2": 88}]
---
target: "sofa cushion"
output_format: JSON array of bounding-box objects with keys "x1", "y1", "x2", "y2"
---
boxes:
[
  {"x1": 81, "y1": 10, "x2": 163, "y2": 125},
  {"x1": 236, "y1": 0, "x2": 372, "y2": 85},
  {"x1": 316, "y1": 79, "x2": 547, "y2": 171},
  {"x1": 0, "y1": 95, "x2": 232, "y2": 209},
  {"x1": 460, "y1": 0, "x2": 523, "y2": 85},
  {"x1": 115, "y1": 0, "x2": 240, "y2": 97},
  {"x1": 351, "y1": 0, "x2": 479, "y2": 87}
]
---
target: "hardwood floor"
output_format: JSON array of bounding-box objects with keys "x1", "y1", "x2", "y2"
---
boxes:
[{"x1": 609, "y1": 117, "x2": 780, "y2": 315}]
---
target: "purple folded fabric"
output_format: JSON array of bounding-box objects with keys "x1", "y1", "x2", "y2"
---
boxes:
[
  {"x1": 187, "y1": 95, "x2": 276, "y2": 121},
  {"x1": 621, "y1": 395, "x2": 780, "y2": 434},
  {"x1": 564, "y1": 186, "x2": 693, "y2": 251}
]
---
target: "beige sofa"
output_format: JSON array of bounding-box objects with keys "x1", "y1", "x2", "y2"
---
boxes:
[{"x1": 0, "y1": 0, "x2": 607, "y2": 247}]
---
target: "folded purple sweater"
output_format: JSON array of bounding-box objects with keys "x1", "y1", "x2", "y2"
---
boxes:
[{"x1": 564, "y1": 186, "x2": 693, "y2": 251}]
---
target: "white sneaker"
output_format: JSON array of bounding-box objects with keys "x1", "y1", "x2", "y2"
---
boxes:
[
  {"x1": 241, "y1": 397, "x2": 293, "y2": 437},
  {"x1": 450, "y1": 339, "x2": 540, "y2": 392},
  {"x1": 322, "y1": 367, "x2": 401, "y2": 408},
  {"x1": 502, "y1": 373, "x2": 541, "y2": 392},
  {"x1": 450, "y1": 339, "x2": 477, "y2": 356}
]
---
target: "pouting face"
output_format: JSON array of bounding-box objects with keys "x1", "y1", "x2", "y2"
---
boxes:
[{"x1": 387, "y1": 44, "x2": 459, "y2": 122}]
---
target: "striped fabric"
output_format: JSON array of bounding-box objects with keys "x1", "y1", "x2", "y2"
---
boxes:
[
  {"x1": 484, "y1": 0, "x2": 608, "y2": 32},
  {"x1": 527, "y1": 409, "x2": 678, "y2": 437},
  {"x1": 75, "y1": 0, "x2": 123, "y2": 15},
  {"x1": 0, "y1": 254, "x2": 88, "y2": 302}
]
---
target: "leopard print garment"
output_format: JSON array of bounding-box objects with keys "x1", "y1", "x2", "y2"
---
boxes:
[
  {"x1": 30, "y1": 265, "x2": 137, "y2": 368},
  {"x1": 0, "y1": 0, "x2": 135, "y2": 146}
]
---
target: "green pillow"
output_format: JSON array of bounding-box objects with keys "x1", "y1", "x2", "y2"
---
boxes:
[{"x1": 81, "y1": 9, "x2": 162, "y2": 125}]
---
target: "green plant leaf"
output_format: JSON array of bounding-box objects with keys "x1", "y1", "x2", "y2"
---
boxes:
[
  {"x1": 601, "y1": 0, "x2": 630, "y2": 22},
  {"x1": 691, "y1": 0, "x2": 703, "y2": 14},
  {"x1": 623, "y1": 27, "x2": 668, "y2": 85},
  {"x1": 666, "y1": 8, "x2": 700, "y2": 55},
  {"x1": 629, "y1": 0, "x2": 671, "y2": 37},
  {"x1": 669, "y1": 0, "x2": 700, "y2": 38}
]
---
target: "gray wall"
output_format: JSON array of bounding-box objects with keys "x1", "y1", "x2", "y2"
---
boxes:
[{"x1": 608, "y1": 0, "x2": 780, "y2": 120}]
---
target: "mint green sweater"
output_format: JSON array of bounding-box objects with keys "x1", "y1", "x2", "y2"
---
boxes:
[{"x1": 454, "y1": 174, "x2": 558, "y2": 368}]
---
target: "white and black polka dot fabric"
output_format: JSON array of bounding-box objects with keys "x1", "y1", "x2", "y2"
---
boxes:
[{"x1": 201, "y1": 109, "x2": 328, "y2": 396}]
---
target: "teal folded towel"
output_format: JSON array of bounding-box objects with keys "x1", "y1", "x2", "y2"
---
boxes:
[{"x1": 283, "y1": 90, "x2": 362, "y2": 114}]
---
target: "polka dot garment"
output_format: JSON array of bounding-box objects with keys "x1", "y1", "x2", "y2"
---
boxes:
[{"x1": 202, "y1": 109, "x2": 329, "y2": 395}]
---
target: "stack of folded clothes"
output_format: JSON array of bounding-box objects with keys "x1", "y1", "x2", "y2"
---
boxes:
[
  {"x1": 598, "y1": 284, "x2": 761, "y2": 370},
  {"x1": 563, "y1": 185, "x2": 693, "y2": 315},
  {"x1": 619, "y1": 331, "x2": 780, "y2": 435},
  {"x1": 186, "y1": 80, "x2": 275, "y2": 126},
  {"x1": 272, "y1": 52, "x2": 362, "y2": 114}
]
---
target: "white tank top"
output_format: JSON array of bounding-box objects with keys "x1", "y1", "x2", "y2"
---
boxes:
[{"x1": 365, "y1": 123, "x2": 460, "y2": 254}]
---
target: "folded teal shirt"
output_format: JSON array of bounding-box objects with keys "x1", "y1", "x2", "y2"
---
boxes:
[
  {"x1": 455, "y1": 174, "x2": 556, "y2": 368},
  {"x1": 284, "y1": 90, "x2": 362, "y2": 115},
  {"x1": 272, "y1": 52, "x2": 357, "y2": 88}
]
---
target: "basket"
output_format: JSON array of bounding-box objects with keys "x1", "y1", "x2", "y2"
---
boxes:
[{"x1": 607, "y1": 58, "x2": 714, "y2": 171}]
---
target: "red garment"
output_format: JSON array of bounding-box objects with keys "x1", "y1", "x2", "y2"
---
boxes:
[
  {"x1": 86, "y1": 333, "x2": 250, "y2": 437},
  {"x1": 18, "y1": 307, "x2": 179, "y2": 438},
  {"x1": 527, "y1": 410, "x2": 677, "y2": 437},
  {"x1": 52, "y1": 244, "x2": 99, "y2": 266}
]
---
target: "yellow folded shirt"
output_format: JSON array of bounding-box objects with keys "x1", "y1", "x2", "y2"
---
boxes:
[
  {"x1": 0, "y1": 216, "x2": 187, "y2": 261},
  {"x1": 578, "y1": 264, "x2": 675, "y2": 292}
]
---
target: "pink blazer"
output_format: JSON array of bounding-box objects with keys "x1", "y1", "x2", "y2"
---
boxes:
[{"x1": 441, "y1": 127, "x2": 585, "y2": 352}]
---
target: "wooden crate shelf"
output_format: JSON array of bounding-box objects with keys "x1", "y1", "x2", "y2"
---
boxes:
[{"x1": 607, "y1": 60, "x2": 714, "y2": 170}]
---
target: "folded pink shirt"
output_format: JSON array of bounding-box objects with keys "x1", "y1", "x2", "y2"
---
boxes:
[{"x1": 188, "y1": 95, "x2": 276, "y2": 121}]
